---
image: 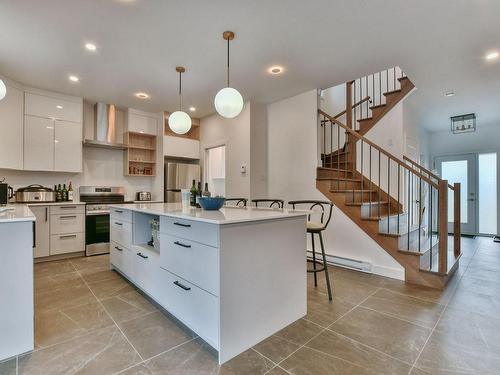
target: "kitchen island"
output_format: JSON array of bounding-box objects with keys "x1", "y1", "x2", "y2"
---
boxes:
[
  {"x1": 0, "y1": 205, "x2": 35, "y2": 361},
  {"x1": 109, "y1": 202, "x2": 308, "y2": 364}
]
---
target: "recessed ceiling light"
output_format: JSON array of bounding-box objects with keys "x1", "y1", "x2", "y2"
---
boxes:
[
  {"x1": 444, "y1": 91, "x2": 455, "y2": 97},
  {"x1": 85, "y1": 42, "x2": 97, "y2": 51},
  {"x1": 486, "y1": 51, "x2": 499, "y2": 61},
  {"x1": 68, "y1": 75, "x2": 79, "y2": 82},
  {"x1": 269, "y1": 66, "x2": 284, "y2": 75},
  {"x1": 56, "y1": 105, "x2": 63, "y2": 109},
  {"x1": 189, "y1": 106, "x2": 196, "y2": 112},
  {"x1": 135, "y1": 92, "x2": 149, "y2": 99}
]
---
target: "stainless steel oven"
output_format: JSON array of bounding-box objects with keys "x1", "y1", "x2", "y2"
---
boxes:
[{"x1": 80, "y1": 186, "x2": 125, "y2": 256}]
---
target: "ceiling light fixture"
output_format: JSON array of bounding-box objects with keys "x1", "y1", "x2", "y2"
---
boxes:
[
  {"x1": 85, "y1": 42, "x2": 97, "y2": 51},
  {"x1": 168, "y1": 66, "x2": 192, "y2": 134},
  {"x1": 486, "y1": 51, "x2": 499, "y2": 61},
  {"x1": 189, "y1": 106, "x2": 196, "y2": 112},
  {"x1": 135, "y1": 92, "x2": 149, "y2": 99},
  {"x1": 269, "y1": 66, "x2": 283, "y2": 75},
  {"x1": 214, "y1": 31, "x2": 243, "y2": 119},
  {"x1": 56, "y1": 105, "x2": 63, "y2": 109},
  {"x1": 444, "y1": 91, "x2": 455, "y2": 97},
  {"x1": 0, "y1": 79, "x2": 6, "y2": 101},
  {"x1": 69, "y1": 75, "x2": 79, "y2": 82}
]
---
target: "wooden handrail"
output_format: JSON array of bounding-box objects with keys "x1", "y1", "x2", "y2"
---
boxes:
[
  {"x1": 318, "y1": 109, "x2": 439, "y2": 188},
  {"x1": 403, "y1": 156, "x2": 454, "y2": 190},
  {"x1": 330, "y1": 96, "x2": 371, "y2": 120}
]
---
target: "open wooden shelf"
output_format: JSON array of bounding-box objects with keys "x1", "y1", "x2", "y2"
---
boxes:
[{"x1": 124, "y1": 131, "x2": 157, "y2": 177}]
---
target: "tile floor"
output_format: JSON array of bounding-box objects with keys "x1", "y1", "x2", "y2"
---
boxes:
[{"x1": 1, "y1": 236, "x2": 499, "y2": 374}]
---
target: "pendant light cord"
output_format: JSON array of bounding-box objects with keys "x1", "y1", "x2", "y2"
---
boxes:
[
  {"x1": 178, "y1": 70, "x2": 182, "y2": 110},
  {"x1": 227, "y1": 38, "x2": 230, "y2": 87}
]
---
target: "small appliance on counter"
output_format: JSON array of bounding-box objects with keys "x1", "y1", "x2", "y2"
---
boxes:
[
  {"x1": 0, "y1": 180, "x2": 14, "y2": 205},
  {"x1": 136, "y1": 191, "x2": 151, "y2": 201},
  {"x1": 15, "y1": 184, "x2": 55, "y2": 203}
]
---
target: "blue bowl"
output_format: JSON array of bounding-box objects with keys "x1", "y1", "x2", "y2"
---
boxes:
[{"x1": 198, "y1": 197, "x2": 226, "y2": 210}]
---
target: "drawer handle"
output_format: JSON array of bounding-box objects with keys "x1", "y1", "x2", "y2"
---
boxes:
[
  {"x1": 173, "y1": 280, "x2": 191, "y2": 291},
  {"x1": 137, "y1": 252, "x2": 149, "y2": 259},
  {"x1": 174, "y1": 241, "x2": 191, "y2": 248},
  {"x1": 173, "y1": 222, "x2": 191, "y2": 228},
  {"x1": 114, "y1": 246, "x2": 123, "y2": 252},
  {"x1": 114, "y1": 222, "x2": 123, "y2": 226},
  {"x1": 60, "y1": 206, "x2": 77, "y2": 209},
  {"x1": 60, "y1": 215, "x2": 77, "y2": 219},
  {"x1": 59, "y1": 234, "x2": 77, "y2": 239},
  {"x1": 114, "y1": 210, "x2": 123, "y2": 213}
]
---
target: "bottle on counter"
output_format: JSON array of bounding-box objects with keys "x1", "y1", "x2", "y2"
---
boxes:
[
  {"x1": 62, "y1": 184, "x2": 68, "y2": 201},
  {"x1": 68, "y1": 181, "x2": 74, "y2": 201},
  {"x1": 202, "y1": 182, "x2": 211, "y2": 198},
  {"x1": 56, "y1": 184, "x2": 62, "y2": 202},
  {"x1": 196, "y1": 182, "x2": 202, "y2": 207},
  {"x1": 190, "y1": 180, "x2": 197, "y2": 207}
]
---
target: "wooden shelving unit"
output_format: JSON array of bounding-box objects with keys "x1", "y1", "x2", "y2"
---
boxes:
[
  {"x1": 164, "y1": 113, "x2": 200, "y2": 140},
  {"x1": 124, "y1": 131, "x2": 157, "y2": 176}
]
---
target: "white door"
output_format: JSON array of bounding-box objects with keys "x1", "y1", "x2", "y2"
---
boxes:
[
  {"x1": 205, "y1": 145, "x2": 226, "y2": 197},
  {"x1": 31, "y1": 206, "x2": 50, "y2": 258},
  {"x1": 24, "y1": 115, "x2": 54, "y2": 171},
  {"x1": 435, "y1": 154, "x2": 477, "y2": 234},
  {"x1": 54, "y1": 120, "x2": 82, "y2": 172}
]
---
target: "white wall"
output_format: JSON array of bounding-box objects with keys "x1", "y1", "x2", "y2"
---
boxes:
[{"x1": 267, "y1": 90, "x2": 404, "y2": 280}]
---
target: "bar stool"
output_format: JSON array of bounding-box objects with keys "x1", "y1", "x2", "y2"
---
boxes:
[
  {"x1": 251, "y1": 199, "x2": 284, "y2": 208},
  {"x1": 288, "y1": 200, "x2": 333, "y2": 301},
  {"x1": 225, "y1": 198, "x2": 248, "y2": 207}
]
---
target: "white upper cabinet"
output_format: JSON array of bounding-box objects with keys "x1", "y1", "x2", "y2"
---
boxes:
[
  {"x1": 0, "y1": 82, "x2": 24, "y2": 170},
  {"x1": 54, "y1": 120, "x2": 82, "y2": 172},
  {"x1": 127, "y1": 109, "x2": 158, "y2": 135},
  {"x1": 25, "y1": 93, "x2": 82, "y2": 123},
  {"x1": 163, "y1": 136, "x2": 200, "y2": 160},
  {"x1": 24, "y1": 116, "x2": 55, "y2": 171}
]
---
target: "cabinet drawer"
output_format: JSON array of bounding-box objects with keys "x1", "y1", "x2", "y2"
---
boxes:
[
  {"x1": 110, "y1": 208, "x2": 133, "y2": 223},
  {"x1": 158, "y1": 268, "x2": 219, "y2": 349},
  {"x1": 50, "y1": 204, "x2": 85, "y2": 215},
  {"x1": 131, "y1": 247, "x2": 161, "y2": 299},
  {"x1": 160, "y1": 217, "x2": 218, "y2": 248},
  {"x1": 110, "y1": 220, "x2": 133, "y2": 247},
  {"x1": 160, "y1": 234, "x2": 219, "y2": 296},
  {"x1": 25, "y1": 92, "x2": 82, "y2": 123},
  {"x1": 50, "y1": 213, "x2": 85, "y2": 235},
  {"x1": 50, "y1": 233, "x2": 85, "y2": 255}
]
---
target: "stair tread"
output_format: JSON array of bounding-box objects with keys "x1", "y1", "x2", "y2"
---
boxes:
[
  {"x1": 346, "y1": 201, "x2": 390, "y2": 207},
  {"x1": 332, "y1": 189, "x2": 376, "y2": 193},
  {"x1": 379, "y1": 225, "x2": 427, "y2": 238},
  {"x1": 357, "y1": 117, "x2": 373, "y2": 123},
  {"x1": 317, "y1": 177, "x2": 361, "y2": 182},
  {"x1": 370, "y1": 103, "x2": 386, "y2": 110},
  {"x1": 398, "y1": 76, "x2": 409, "y2": 82},
  {"x1": 318, "y1": 167, "x2": 353, "y2": 172},
  {"x1": 384, "y1": 88, "x2": 402, "y2": 96}
]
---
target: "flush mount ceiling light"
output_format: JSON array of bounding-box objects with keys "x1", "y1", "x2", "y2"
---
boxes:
[
  {"x1": 485, "y1": 51, "x2": 499, "y2": 61},
  {"x1": 444, "y1": 91, "x2": 455, "y2": 97},
  {"x1": 69, "y1": 75, "x2": 79, "y2": 82},
  {"x1": 189, "y1": 106, "x2": 196, "y2": 112},
  {"x1": 0, "y1": 79, "x2": 6, "y2": 101},
  {"x1": 168, "y1": 66, "x2": 192, "y2": 135},
  {"x1": 85, "y1": 42, "x2": 97, "y2": 51},
  {"x1": 214, "y1": 31, "x2": 244, "y2": 119},
  {"x1": 134, "y1": 92, "x2": 149, "y2": 99},
  {"x1": 269, "y1": 66, "x2": 284, "y2": 75}
]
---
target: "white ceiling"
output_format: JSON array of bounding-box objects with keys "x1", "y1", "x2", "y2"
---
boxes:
[{"x1": 1, "y1": 0, "x2": 499, "y2": 131}]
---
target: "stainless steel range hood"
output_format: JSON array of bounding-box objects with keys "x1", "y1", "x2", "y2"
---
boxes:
[{"x1": 83, "y1": 103, "x2": 127, "y2": 150}]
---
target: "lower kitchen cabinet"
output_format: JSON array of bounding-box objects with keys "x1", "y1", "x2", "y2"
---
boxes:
[
  {"x1": 49, "y1": 233, "x2": 85, "y2": 255},
  {"x1": 30, "y1": 205, "x2": 50, "y2": 258}
]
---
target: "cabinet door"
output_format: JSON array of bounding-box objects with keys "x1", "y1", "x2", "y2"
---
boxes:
[
  {"x1": 24, "y1": 115, "x2": 54, "y2": 171},
  {"x1": 30, "y1": 206, "x2": 50, "y2": 258},
  {"x1": 0, "y1": 83, "x2": 23, "y2": 169},
  {"x1": 128, "y1": 113, "x2": 157, "y2": 135},
  {"x1": 25, "y1": 93, "x2": 82, "y2": 123},
  {"x1": 132, "y1": 248, "x2": 160, "y2": 299},
  {"x1": 54, "y1": 120, "x2": 82, "y2": 172}
]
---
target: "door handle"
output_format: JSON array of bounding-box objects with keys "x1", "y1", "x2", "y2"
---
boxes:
[
  {"x1": 59, "y1": 234, "x2": 77, "y2": 239},
  {"x1": 114, "y1": 210, "x2": 123, "y2": 213},
  {"x1": 60, "y1": 206, "x2": 77, "y2": 209},
  {"x1": 467, "y1": 198, "x2": 475, "y2": 201},
  {"x1": 137, "y1": 252, "x2": 149, "y2": 259},
  {"x1": 60, "y1": 215, "x2": 77, "y2": 219},
  {"x1": 45, "y1": 207, "x2": 48, "y2": 222},
  {"x1": 114, "y1": 222, "x2": 123, "y2": 226},
  {"x1": 174, "y1": 241, "x2": 191, "y2": 248},
  {"x1": 173, "y1": 222, "x2": 191, "y2": 228},
  {"x1": 173, "y1": 280, "x2": 191, "y2": 291},
  {"x1": 114, "y1": 246, "x2": 123, "y2": 252}
]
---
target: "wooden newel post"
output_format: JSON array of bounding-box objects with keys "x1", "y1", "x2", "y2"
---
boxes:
[
  {"x1": 345, "y1": 81, "x2": 356, "y2": 165},
  {"x1": 438, "y1": 179, "x2": 448, "y2": 274},
  {"x1": 453, "y1": 182, "x2": 461, "y2": 257}
]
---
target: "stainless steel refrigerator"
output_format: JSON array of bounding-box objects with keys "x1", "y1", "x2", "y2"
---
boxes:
[{"x1": 164, "y1": 162, "x2": 201, "y2": 202}]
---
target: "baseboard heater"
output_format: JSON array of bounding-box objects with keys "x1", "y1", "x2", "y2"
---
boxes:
[{"x1": 307, "y1": 250, "x2": 372, "y2": 273}]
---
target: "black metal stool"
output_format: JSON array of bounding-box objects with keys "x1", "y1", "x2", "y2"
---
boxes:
[
  {"x1": 288, "y1": 200, "x2": 333, "y2": 301},
  {"x1": 225, "y1": 198, "x2": 248, "y2": 207},
  {"x1": 251, "y1": 199, "x2": 284, "y2": 208}
]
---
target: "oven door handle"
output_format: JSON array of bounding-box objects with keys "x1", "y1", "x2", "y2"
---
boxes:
[{"x1": 86, "y1": 211, "x2": 110, "y2": 216}]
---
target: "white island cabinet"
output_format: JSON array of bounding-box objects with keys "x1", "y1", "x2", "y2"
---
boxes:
[
  {"x1": 109, "y1": 203, "x2": 307, "y2": 364},
  {"x1": 0, "y1": 206, "x2": 35, "y2": 361}
]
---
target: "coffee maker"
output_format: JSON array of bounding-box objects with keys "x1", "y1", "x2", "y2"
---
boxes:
[{"x1": 0, "y1": 179, "x2": 14, "y2": 205}]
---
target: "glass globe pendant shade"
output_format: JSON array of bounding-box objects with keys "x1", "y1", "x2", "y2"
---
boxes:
[
  {"x1": 214, "y1": 87, "x2": 243, "y2": 119},
  {"x1": 0, "y1": 79, "x2": 6, "y2": 101},
  {"x1": 168, "y1": 110, "x2": 192, "y2": 135}
]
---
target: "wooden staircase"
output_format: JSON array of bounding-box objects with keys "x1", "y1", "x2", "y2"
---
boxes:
[{"x1": 317, "y1": 69, "x2": 461, "y2": 289}]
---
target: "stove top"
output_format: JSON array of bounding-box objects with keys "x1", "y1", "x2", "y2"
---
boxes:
[{"x1": 79, "y1": 186, "x2": 125, "y2": 215}]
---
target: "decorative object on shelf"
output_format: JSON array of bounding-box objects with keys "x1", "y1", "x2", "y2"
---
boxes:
[
  {"x1": 451, "y1": 113, "x2": 476, "y2": 134},
  {"x1": 198, "y1": 196, "x2": 226, "y2": 211},
  {"x1": 168, "y1": 66, "x2": 192, "y2": 135},
  {"x1": 214, "y1": 31, "x2": 244, "y2": 119},
  {"x1": 0, "y1": 79, "x2": 6, "y2": 101}
]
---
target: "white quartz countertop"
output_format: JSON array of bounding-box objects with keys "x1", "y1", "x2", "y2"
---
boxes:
[
  {"x1": 22, "y1": 201, "x2": 85, "y2": 206},
  {"x1": 0, "y1": 205, "x2": 35, "y2": 223},
  {"x1": 110, "y1": 202, "x2": 309, "y2": 225}
]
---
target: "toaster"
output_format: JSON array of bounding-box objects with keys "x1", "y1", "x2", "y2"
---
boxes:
[{"x1": 136, "y1": 191, "x2": 151, "y2": 201}]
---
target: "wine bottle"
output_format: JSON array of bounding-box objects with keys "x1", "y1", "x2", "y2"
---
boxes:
[
  {"x1": 202, "y1": 182, "x2": 211, "y2": 197},
  {"x1": 62, "y1": 184, "x2": 68, "y2": 201},
  {"x1": 56, "y1": 184, "x2": 62, "y2": 202},
  {"x1": 68, "y1": 181, "x2": 74, "y2": 201},
  {"x1": 196, "y1": 182, "x2": 202, "y2": 207},
  {"x1": 190, "y1": 180, "x2": 197, "y2": 207}
]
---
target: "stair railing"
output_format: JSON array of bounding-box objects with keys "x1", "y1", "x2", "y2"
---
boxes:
[{"x1": 319, "y1": 108, "x2": 461, "y2": 274}]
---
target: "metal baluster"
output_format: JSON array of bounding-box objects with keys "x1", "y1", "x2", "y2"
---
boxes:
[
  {"x1": 407, "y1": 169, "x2": 411, "y2": 250},
  {"x1": 323, "y1": 117, "x2": 326, "y2": 166},
  {"x1": 365, "y1": 75, "x2": 369, "y2": 117},
  {"x1": 393, "y1": 67, "x2": 396, "y2": 91},
  {"x1": 369, "y1": 146, "x2": 372, "y2": 217},
  {"x1": 337, "y1": 122, "x2": 340, "y2": 190},
  {"x1": 378, "y1": 151, "x2": 381, "y2": 218},
  {"x1": 353, "y1": 79, "x2": 357, "y2": 129},
  {"x1": 361, "y1": 139, "x2": 364, "y2": 206},
  {"x1": 397, "y1": 165, "x2": 401, "y2": 234},
  {"x1": 387, "y1": 158, "x2": 390, "y2": 232},
  {"x1": 386, "y1": 69, "x2": 389, "y2": 94},
  {"x1": 429, "y1": 185, "x2": 433, "y2": 261},
  {"x1": 330, "y1": 119, "x2": 333, "y2": 168},
  {"x1": 418, "y1": 178, "x2": 422, "y2": 252},
  {"x1": 379, "y1": 72, "x2": 382, "y2": 106}
]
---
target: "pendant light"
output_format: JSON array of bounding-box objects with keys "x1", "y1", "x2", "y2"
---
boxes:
[
  {"x1": 0, "y1": 79, "x2": 6, "y2": 101},
  {"x1": 168, "y1": 66, "x2": 192, "y2": 134},
  {"x1": 214, "y1": 31, "x2": 243, "y2": 119}
]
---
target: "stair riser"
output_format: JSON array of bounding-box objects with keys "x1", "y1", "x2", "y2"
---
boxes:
[
  {"x1": 329, "y1": 180, "x2": 362, "y2": 190},
  {"x1": 317, "y1": 169, "x2": 353, "y2": 179},
  {"x1": 345, "y1": 191, "x2": 379, "y2": 204},
  {"x1": 420, "y1": 243, "x2": 439, "y2": 270},
  {"x1": 322, "y1": 154, "x2": 351, "y2": 164},
  {"x1": 398, "y1": 230, "x2": 438, "y2": 253},
  {"x1": 360, "y1": 204, "x2": 397, "y2": 218},
  {"x1": 378, "y1": 213, "x2": 409, "y2": 234}
]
